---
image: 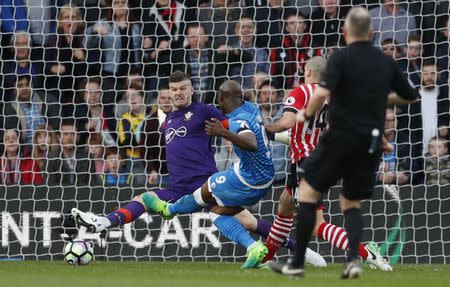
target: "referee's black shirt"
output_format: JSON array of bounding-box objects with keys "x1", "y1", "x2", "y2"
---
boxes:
[{"x1": 320, "y1": 41, "x2": 417, "y2": 135}]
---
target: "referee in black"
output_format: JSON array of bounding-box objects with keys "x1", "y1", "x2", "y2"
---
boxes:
[{"x1": 268, "y1": 7, "x2": 418, "y2": 279}]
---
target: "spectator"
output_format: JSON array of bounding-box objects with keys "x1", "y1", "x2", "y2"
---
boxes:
[
  {"x1": 87, "y1": 132, "x2": 105, "y2": 174},
  {"x1": 85, "y1": 0, "x2": 143, "y2": 99},
  {"x1": 47, "y1": 118, "x2": 99, "y2": 186},
  {"x1": 410, "y1": 60, "x2": 450, "y2": 156},
  {"x1": 5, "y1": 75, "x2": 48, "y2": 144},
  {"x1": 270, "y1": 10, "x2": 322, "y2": 89},
  {"x1": 1, "y1": 31, "x2": 43, "y2": 99},
  {"x1": 380, "y1": 38, "x2": 402, "y2": 59},
  {"x1": 230, "y1": 16, "x2": 270, "y2": 92},
  {"x1": 243, "y1": 72, "x2": 271, "y2": 102},
  {"x1": 285, "y1": 0, "x2": 319, "y2": 16},
  {"x1": 44, "y1": 4, "x2": 87, "y2": 104},
  {"x1": 170, "y1": 23, "x2": 252, "y2": 103},
  {"x1": 396, "y1": 59, "x2": 449, "y2": 182},
  {"x1": 243, "y1": 0, "x2": 288, "y2": 48},
  {"x1": 436, "y1": 16, "x2": 450, "y2": 85},
  {"x1": 0, "y1": 0, "x2": 29, "y2": 48},
  {"x1": 143, "y1": 0, "x2": 190, "y2": 50},
  {"x1": 369, "y1": 0, "x2": 418, "y2": 47},
  {"x1": 143, "y1": 0, "x2": 191, "y2": 89},
  {"x1": 405, "y1": 1, "x2": 445, "y2": 58},
  {"x1": 26, "y1": 0, "x2": 57, "y2": 46},
  {"x1": 117, "y1": 88, "x2": 147, "y2": 187},
  {"x1": 0, "y1": 0, "x2": 57, "y2": 46},
  {"x1": 75, "y1": 77, "x2": 116, "y2": 146},
  {"x1": 257, "y1": 80, "x2": 288, "y2": 182},
  {"x1": 0, "y1": 0, "x2": 58, "y2": 55},
  {"x1": 424, "y1": 136, "x2": 450, "y2": 186},
  {"x1": 397, "y1": 34, "x2": 422, "y2": 87},
  {"x1": 102, "y1": 147, "x2": 131, "y2": 187},
  {"x1": 123, "y1": 67, "x2": 146, "y2": 94},
  {"x1": 182, "y1": 23, "x2": 212, "y2": 102},
  {"x1": 0, "y1": 128, "x2": 43, "y2": 185},
  {"x1": 310, "y1": 0, "x2": 348, "y2": 48},
  {"x1": 376, "y1": 108, "x2": 411, "y2": 186},
  {"x1": 198, "y1": 0, "x2": 242, "y2": 48},
  {"x1": 72, "y1": 0, "x2": 110, "y2": 27},
  {"x1": 122, "y1": 67, "x2": 154, "y2": 107},
  {"x1": 144, "y1": 84, "x2": 172, "y2": 186},
  {"x1": 31, "y1": 125, "x2": 58, "y2": 173}
]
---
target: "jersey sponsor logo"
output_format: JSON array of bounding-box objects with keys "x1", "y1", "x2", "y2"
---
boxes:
[
  {"x1": 285, "y1": 96, "x2": 296, "y2": 106},
  {"x1": 165, "y1": 126, "x2": 187, "y2": 143},
  {"x1": 184, "y1": 111, "x2": 193, "y2": 121}
]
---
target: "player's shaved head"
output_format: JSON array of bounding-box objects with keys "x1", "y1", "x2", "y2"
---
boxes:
[
  {"x1": 217, "y1": 80, "x2": 243, "y2": 113},
  {"x1": 304, "y1": 56, "x2": 327, "y2": 84},
  {"x1": 345, "y1": 7, "x2": 372, "y2": 39},
  {"x1": 219, "y1": 80, "x2": 243, "y2": 99},
  {"x1": 306, "y1": 56, "x2": 327, "y2": 76}
]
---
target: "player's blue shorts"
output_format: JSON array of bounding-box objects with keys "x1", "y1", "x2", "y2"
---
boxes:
[{"x1": 207, "y1": 169, "x2": 271, "y2": 207}]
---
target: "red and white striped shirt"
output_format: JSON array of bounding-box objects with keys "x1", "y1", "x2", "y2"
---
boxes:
[{"x1": 283, "y1": 84, "x2": 328, "y2": 162}]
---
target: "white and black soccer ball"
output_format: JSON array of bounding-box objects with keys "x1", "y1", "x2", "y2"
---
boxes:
[{"x1": 64, "y1": 240, "x2": 94, "y2": 266}]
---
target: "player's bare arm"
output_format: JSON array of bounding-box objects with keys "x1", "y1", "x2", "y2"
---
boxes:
[
  {"x1": 265, "y1": 111, "x2": 296, "y2": 134},
  {"x1": 205, "y1": 118, "x2": 257, "y2": 151}
]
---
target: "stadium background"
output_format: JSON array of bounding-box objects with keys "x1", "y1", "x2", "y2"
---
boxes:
[{"x1": 0, "y1": 0, "x2": 449, "y2": 264}]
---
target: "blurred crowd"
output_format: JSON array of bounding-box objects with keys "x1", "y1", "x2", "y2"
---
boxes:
[{"x1": 0, "y1": 0, "x2": 449, "y2": 188}]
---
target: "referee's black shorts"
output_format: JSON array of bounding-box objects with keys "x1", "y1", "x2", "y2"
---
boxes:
[{"x1": 301, "y1": 128, "x2": 380, "y2": 200}]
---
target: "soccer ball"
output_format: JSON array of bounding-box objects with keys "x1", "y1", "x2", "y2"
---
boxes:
[{"x1": 64, "y1": 240, "x2": 94, "y2": 266}]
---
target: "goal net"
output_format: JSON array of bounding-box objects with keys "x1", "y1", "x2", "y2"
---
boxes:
[{"x1": 0, "y1": 0, "x2": 448, "y2": 264}]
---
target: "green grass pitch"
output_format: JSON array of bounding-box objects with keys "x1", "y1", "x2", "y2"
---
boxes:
[{"x1": 1, "y1": 261, "x2": 448, "y2": 287}]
